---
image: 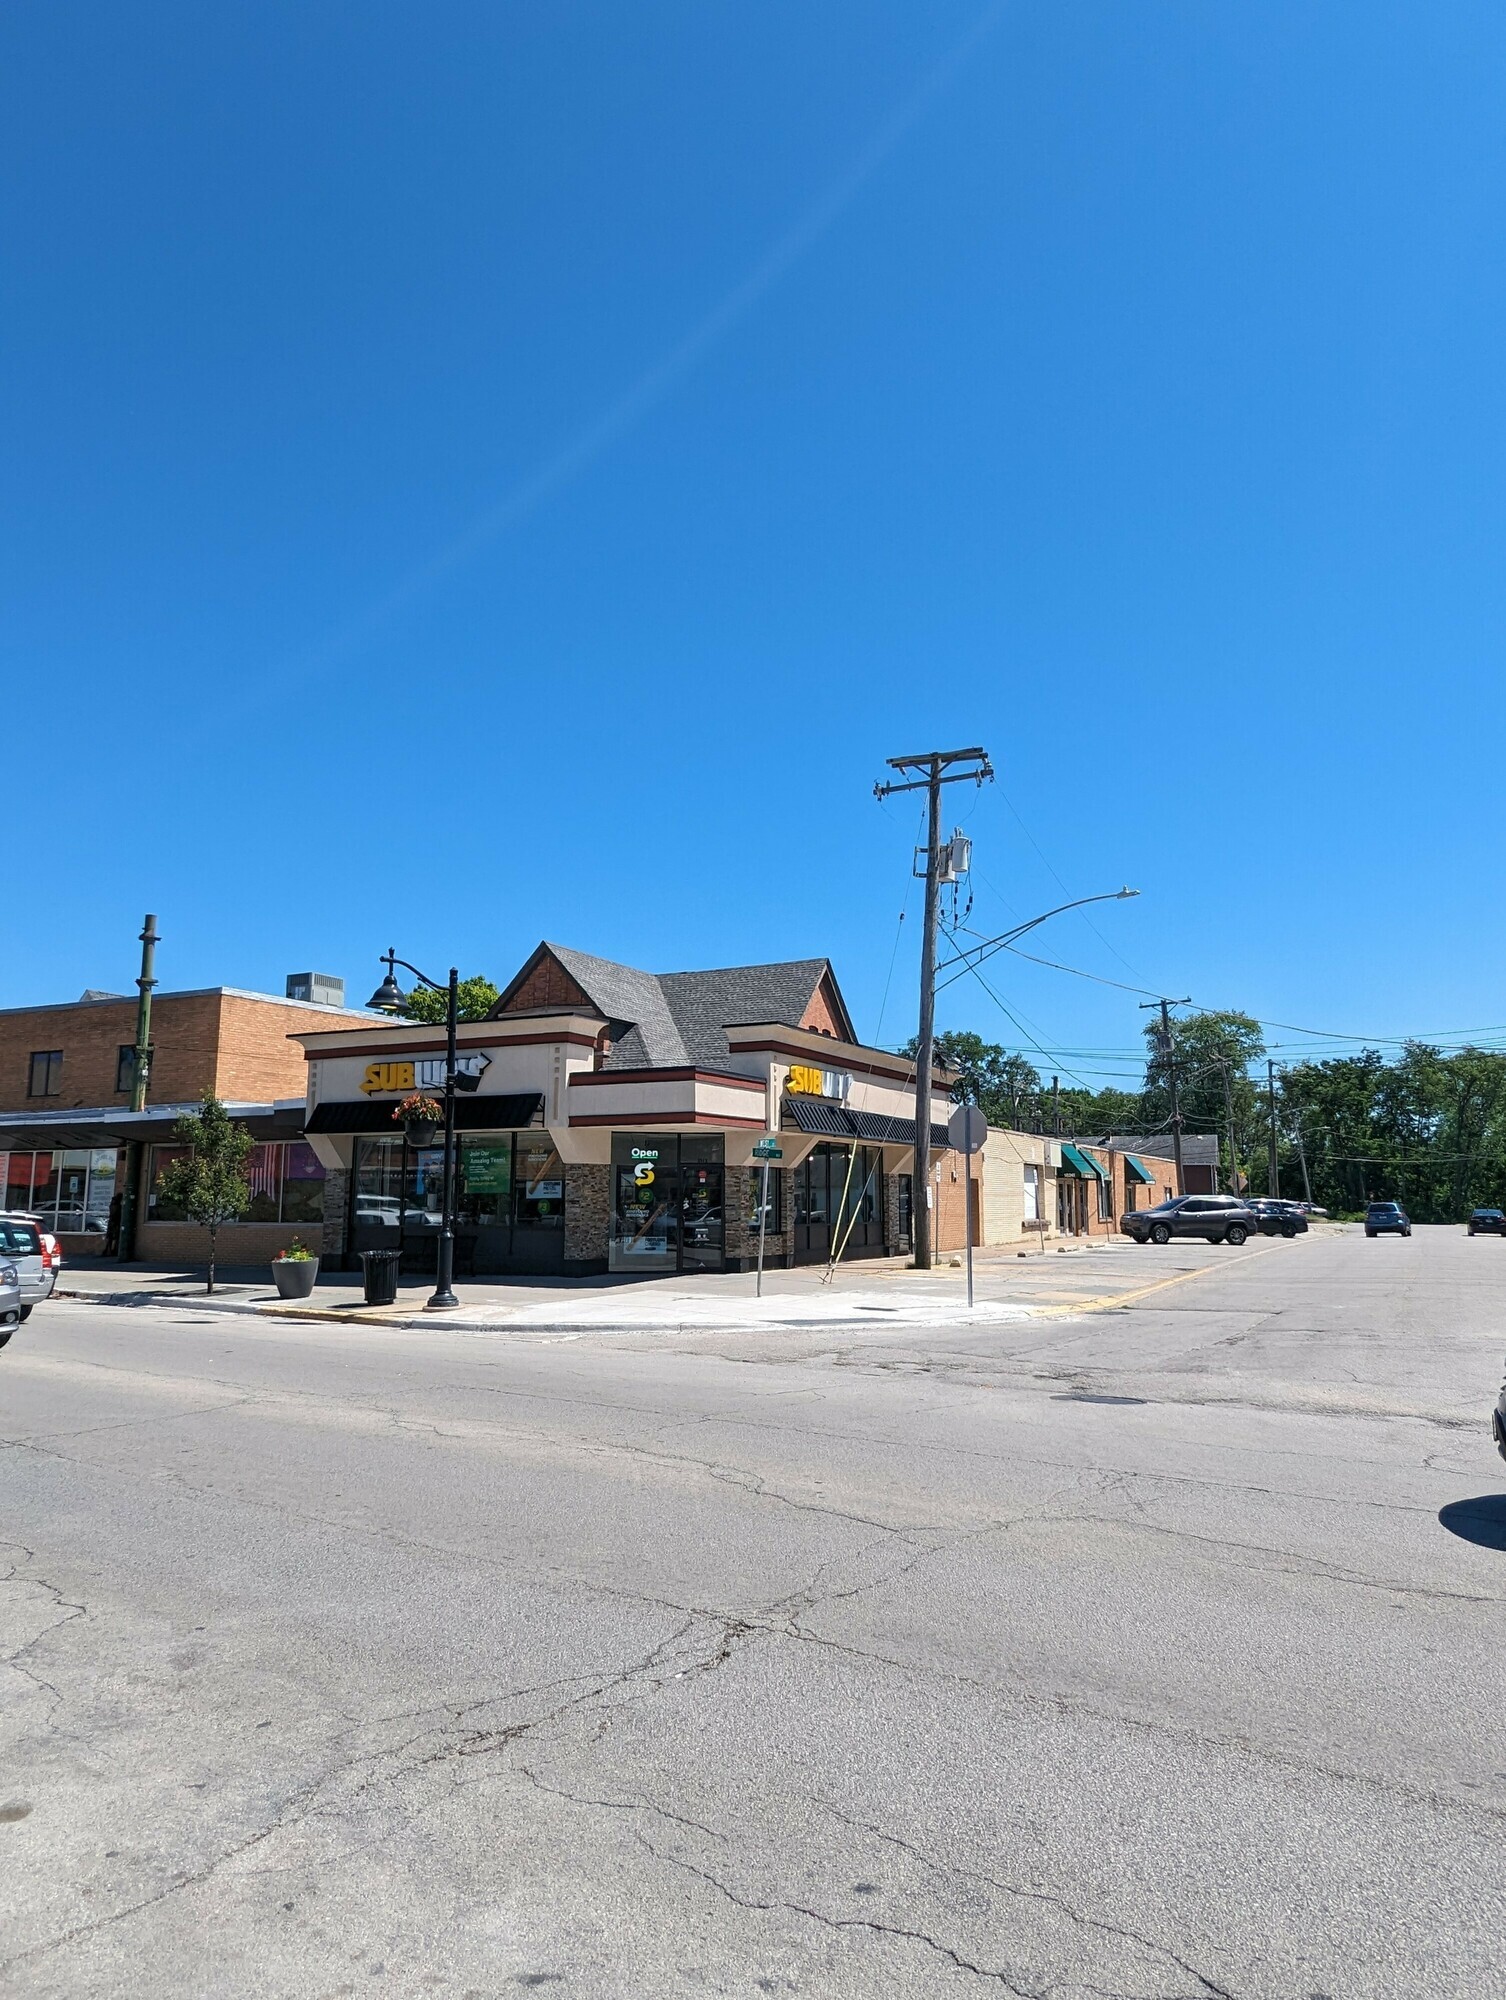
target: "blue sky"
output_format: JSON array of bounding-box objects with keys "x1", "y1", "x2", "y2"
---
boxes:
[{"x1": 6, "y1": 3, "x2": 1505, "y2": 1087}]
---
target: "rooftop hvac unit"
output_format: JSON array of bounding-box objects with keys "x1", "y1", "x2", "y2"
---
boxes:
[{"x1": 286, "y1": 971, "x2": 346, "y2": 1008}]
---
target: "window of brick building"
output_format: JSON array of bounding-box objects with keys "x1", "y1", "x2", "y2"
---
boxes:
[{"x1": 28, "y1": 1051, "x2": 63, "y2": 1097}]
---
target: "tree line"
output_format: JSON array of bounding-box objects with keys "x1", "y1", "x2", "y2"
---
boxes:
[{"x1": 914, "y1": 1017, "x2": 1506, "y2": 1223}]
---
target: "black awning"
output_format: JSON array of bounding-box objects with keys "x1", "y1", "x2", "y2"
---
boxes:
[
  {"x1": 307, "y1": 1093, "x2": 545, "y2": 1135},
  {"x1": 781, "y1": 1096, "x2": 950, "y2": 1150}
]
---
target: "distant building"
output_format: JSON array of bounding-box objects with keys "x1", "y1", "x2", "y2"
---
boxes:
[{"x1": 1104, "y1": 1133, "x2": 1221, "y2": 1195}]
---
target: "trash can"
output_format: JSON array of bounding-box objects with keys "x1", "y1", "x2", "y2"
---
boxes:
[{"x1": 359, "y1": 1249, "x2": 401, "y2": 1307}]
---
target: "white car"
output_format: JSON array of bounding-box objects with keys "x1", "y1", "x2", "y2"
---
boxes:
[
  {"x1": 0, "y1": 1261, "x2": 20, "y2": 1346},
  {"x1": 0, "y1": 1214, "x2": 58, "y2": 1318}
]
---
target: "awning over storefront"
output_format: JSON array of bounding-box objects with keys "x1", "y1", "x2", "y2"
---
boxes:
[
  {"x1": 0, "y1": 1103, "x2": 309, "y2": 1150},
  {"x1": 782, "y1": 1096, "x2": 951, "y2": 1151},
  {"x1": 1124, "y1": 1153, "x2": 1155, "y2": 1184},
  {"x1": 307, "y1": 1093, "x2": 544, "y2": 1135},
  {"x1": 1059, "y1": 1142, "x2": 1106, "y2": 1179}
]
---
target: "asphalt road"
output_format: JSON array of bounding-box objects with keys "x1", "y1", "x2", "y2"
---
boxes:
[{"x1": 2, "y1": 1228, "x2": 1504, "y2": 1998}]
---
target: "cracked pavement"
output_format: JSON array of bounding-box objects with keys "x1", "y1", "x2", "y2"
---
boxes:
[{"x1": 1, "y1": 1228, "x2": 1503, "y2": 1995}]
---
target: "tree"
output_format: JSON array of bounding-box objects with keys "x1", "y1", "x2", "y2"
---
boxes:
[
  {"x1": 1142, "y1": 1009, "x2": 1265, "y2": 1188},
  {"x1": 905, "y1": 1032, "x2": 1044, "y2": 1129},
  {"x1": 401, "y1": 975, "x2": 500, "y2": 1025},
  {"x1": 155, "y1": 1093, "x2": 254, "y2": 1294}
]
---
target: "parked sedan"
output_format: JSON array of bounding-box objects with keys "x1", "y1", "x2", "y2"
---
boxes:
[
  {"x1": 1248, "y1": 1198, "x2": 1309, "y2": 1238},
  {"x1": 1121, "y1": 1194, "x2": 1259, "y2": 1246},
  {"x1": 0, "y1": 1261, "x2": 20, "y2": 1348},
  {"x1": 1365, "y1": 1201, "x2": 1412, "y2": 1238},
  {"x1": 1468, "y1": 1208, "x2": 1506, "y2": 1237}
]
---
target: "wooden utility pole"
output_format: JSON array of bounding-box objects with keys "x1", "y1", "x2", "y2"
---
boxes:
[
  {"x1": 1139, "y1": 997, "x2": 1191, "y2": 1195},
  {"x1": 1267, "y1": 1059, "x2": 1280, "y2": 1198},
  {"x1": 1294, "y1": 1108, "x2": 1313, "y2": 1205},
  {"x1": 1219, "y1": 1058, "x2": 1241, "y2": 1193},
  {"x1": 117, "y1": 913, "x2": 160, "y2": 1264},
  {"x1": 874, "y1": 747, "x2": 992, "y2": 1268}
]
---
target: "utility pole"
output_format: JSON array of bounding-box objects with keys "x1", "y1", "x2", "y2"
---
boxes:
[
  {"x1": 1294, "y1": 1107, "x2": 1313, "y2": 1206},
  {"x1": 874, "y1": 747, "x2": 992, "y2": 1268},
  {"x1": 1219, "y1": 1058, "x2": 1241, "y2": 1193},
  {"x1": 1267, "y1": 1059, "x2": 1280, "y2": 1198},
  {"x1": 1051, "y1": 1076, "x2": 1061, "y2": 1136},
  {"x1": 117, "y1": 913, "x2": 160, "y2": 1264},
  {"x1": 1139, "y1": 997, "x2": 1191, "y2": 1195}
]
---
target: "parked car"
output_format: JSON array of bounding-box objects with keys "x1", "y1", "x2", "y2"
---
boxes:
[
  {"x1": 1365, "y1": 1201, "x2": 1411, "y2": 1238},
  {"x1": 1468, "y1": 1208, "x2": 1506, "y2": 1237},
  {"x1": 1248, "y1": 1198, "x2": 1309, "y2": 1238},
  {"x1": 1121, "y1": 1194, "x2": 1259, "y2": 1246},
  {"x1": 0, "y1": 1260, "x2": 20, "y2": 1347},
  {"x1": 0, "y1": 1214, "x2": 57, "y2": 1317}
]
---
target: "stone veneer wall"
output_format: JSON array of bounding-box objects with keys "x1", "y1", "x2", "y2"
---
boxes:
[
  {"x1": 884, "y1": 1172, "x2": 906, "y2": 1258},
  {"x1": 724, "y1": 1164, "x2": 792, "y2": 1271},
  {"x1": 320, "y1": 1167, "x2": 351, "y2": 1262},
  {"x1": 564, "y1": 1162, "x2": 611, "y2": 1270}
]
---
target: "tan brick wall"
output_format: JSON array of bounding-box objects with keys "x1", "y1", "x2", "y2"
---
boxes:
[
  {"x1": 138, "y1": 1220, "x2": 325, "y2": 1265},
  {"x1": 0, "y1": 990, "x2": 368, "y2": 1113},
  {"x1": 932, "y1": 1148, "x2": 982, "y2": 1254},
  {"x1": 982, "y1": 1129, "x2": 1057, "y2": 1246}
]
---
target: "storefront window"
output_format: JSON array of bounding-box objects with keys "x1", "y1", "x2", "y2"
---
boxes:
[
  {"x1": 4, "y1": 1152, "x2": 37, "y2": 1213},
  {"x1": 515, "y1": 1140, "x2": 565, "y2": 1226},
  {"x1": 748, "y1": 1166, "x2": 782, "y2": 1234},
  {"x1": 149, "y1": 1140, "x2": 324, "y2": 1225}
]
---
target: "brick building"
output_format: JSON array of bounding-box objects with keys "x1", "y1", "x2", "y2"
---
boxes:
[
  {"x1": 0, "y1": 985, "x2": 369, "y2": 1260},
  {"x1": 299, "y1": 941, "x2": 965, "y2": 1279}
]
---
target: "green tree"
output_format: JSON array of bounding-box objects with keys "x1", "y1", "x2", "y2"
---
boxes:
[
  {"x1": 401, "y1": 975, "x2": 500, "y2": 1024},
  {"x1": 1143, "y1": 1010, "x2": 1265, "y2": 1190},
  {"x1": 155, "y1": 1092, "x2": 254, "y2": 1294},
  {"x1": 906, "y1": 1032, "x2": 1044, "y2": 1128}
]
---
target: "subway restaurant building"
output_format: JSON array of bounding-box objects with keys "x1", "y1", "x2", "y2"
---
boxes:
[{"x1": 296, "y1": 943, "x2": 955, "y2": 1279}]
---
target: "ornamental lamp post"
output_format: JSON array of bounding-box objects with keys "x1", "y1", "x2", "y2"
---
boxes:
[{"x1": 365, "y1": 950, "x2": 481, "y2": 1310}]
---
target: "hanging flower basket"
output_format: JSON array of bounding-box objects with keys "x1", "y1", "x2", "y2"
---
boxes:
[{"x1": 394, "y1": 1093, "x2": 443, "y2": 1149}]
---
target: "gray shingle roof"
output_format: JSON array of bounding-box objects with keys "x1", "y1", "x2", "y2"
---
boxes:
[
  {"x1": 659, "y1": 960, "x2": 834, "y2": 1067},
  {"x1": 1105, "y1": 1133, "x2": 1221, "y2": 1166},
  {"x1": 511, "y1": 944, "x2": 841, "y2": 1072}
]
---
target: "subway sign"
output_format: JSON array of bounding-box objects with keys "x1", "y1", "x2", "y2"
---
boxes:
[
  {"x1": 785, "y1": 1063, "x2": 851, "y2": 1102},
  {"x1": 358, "y1": 1052, "x2": 492, "y2": 1095}
]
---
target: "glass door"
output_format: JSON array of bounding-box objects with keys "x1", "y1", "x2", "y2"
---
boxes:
[
  {"x1": 610, "y1": 1159, "x2": 678, "y2": 1272},
  {"x1": 679, "y1": 1160, "x2": 723, "y2": 1271}
]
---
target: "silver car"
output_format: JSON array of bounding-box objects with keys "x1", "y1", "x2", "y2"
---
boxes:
[
  {"x1": 0, "y1": 1261, "x2": 20, "y2": 1347},
  {"x1": 0, "y1": 1214, "x2": 56, "y2": 1317}
]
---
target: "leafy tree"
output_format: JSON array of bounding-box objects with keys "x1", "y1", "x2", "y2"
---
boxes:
[
  {"x1": 155, "y1": 1093, "x2": 254, "y2": 1294},
  {"x1": 905, "y1": 1032, "x2": 1044, "y2": 1128},
  {"x1": 1143, "y1": 1010, "x2": 1265, "y2": 1189},
  {"x1": 401, "y1": 975, "x2": 500, "y2": 1024}
]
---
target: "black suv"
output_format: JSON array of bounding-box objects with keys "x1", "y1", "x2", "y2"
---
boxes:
[
  {"x1": 1248, "y1": 1198, "x2": 1309, "y2": 1239},
  {"x1": 1121, "y1": 1195, "x2": 1259, "y2": 1246},
  {"x1": 1468, "y1": 1208, "x2": 1505, "y2": 1237}
]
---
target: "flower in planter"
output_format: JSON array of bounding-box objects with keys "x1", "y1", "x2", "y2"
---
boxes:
[
  {"x1": 276, "y1": 1237, "x2": 315, "y2": 1264},
  {"x1": 393, "y1": 1094, "x2": 444, "y2": 1126}
]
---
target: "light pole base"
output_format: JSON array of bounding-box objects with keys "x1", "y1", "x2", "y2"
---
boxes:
[{"x1": 426, "y1": 1289, "x2": 460, "y2": 1310}]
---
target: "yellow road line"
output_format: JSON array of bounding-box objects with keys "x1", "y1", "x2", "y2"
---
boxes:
[{"x1": 1036, "y1": 1242, "x2": 1281, "y2": 1317}]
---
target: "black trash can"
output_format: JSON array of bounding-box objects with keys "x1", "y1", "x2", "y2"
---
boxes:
[{"x1": 359, "y1": 1249, "x2": 401, "y2": 1307}]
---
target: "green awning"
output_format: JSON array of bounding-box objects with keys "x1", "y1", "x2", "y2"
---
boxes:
[
  {"x1": 1125, "y1": 1154, "x2": 1155, "y2": 1185},
  {"x1": 1059, "y1": 1142, "x2": 1106, "y2": 1179}
]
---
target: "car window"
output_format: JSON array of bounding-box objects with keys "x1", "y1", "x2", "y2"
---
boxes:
[
  {"x1": 1182, "y1": 1199, "x2": 1209, "y2": 1213},
  {"x1": 0, "y1": 1221, "x2": 40, "y2": 1254}
]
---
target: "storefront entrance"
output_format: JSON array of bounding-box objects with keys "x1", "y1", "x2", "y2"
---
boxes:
[
  {"x1": 609, "y1": 1134, "x2": 724, "y2": 1274},
  {"x1": 793, "y1": 1143, "x2": 885, "y2": 1263},
  {"x1": 350, "y1": 1130, "x2": 565, "y2": 1276}
]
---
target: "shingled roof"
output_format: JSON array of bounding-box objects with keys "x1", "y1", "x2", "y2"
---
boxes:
[{"x1": 491, "y1": 943, "x2": 854, "y2": 1072}]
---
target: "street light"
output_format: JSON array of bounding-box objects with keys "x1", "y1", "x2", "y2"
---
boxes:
[
  {"x1": 366, "y1": 949, "x2": 480, "y2": 1311},
  {"x1": 934, "y1": 887, "x2": 1139, "y2": 991}
]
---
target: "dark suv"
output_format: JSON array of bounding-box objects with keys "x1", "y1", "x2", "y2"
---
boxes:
[
  {"x1": 1365, "y1": 1201, "x2": 1411, "y2": 1238},
  {"x1": 1248, "y1": 1198, "x2": 1309, "y2": 1239},
  {"x1": 1121, "y1": 1195, "x2": 1259, "y2": 1246}
]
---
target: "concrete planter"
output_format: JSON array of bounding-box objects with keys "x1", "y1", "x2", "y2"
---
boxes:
[{"x1": 271, "y1": 1258, "x2": 319, "y2": 1299}]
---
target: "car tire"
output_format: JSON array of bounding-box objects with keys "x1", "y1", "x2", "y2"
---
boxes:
[
  {"x1": 1225, "y1": 1224, "x2": 1248, "y2": 1246},
  {"x1": 1281, "y1": 1223, "x2": 1297, "y2": 1238},
  {"x1": 18, "y1": 1305, "x2": 31, "y2": 1322},
  {"x1": 1365, "y1": 1228, "x2": 1376, "y2": 1238},
  {"x1": 1150, "y1": 1223, "x2": 1171, "y2": 1245}
]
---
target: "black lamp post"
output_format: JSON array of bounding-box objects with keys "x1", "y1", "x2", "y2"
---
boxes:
[{"x1": 366, "y1": 949, "x2": 478, "y2": 1311}]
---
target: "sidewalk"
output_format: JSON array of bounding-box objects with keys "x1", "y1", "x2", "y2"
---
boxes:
[{"x1": 55, "y1": 1238, "x2": 1151, "y2": 1334}]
